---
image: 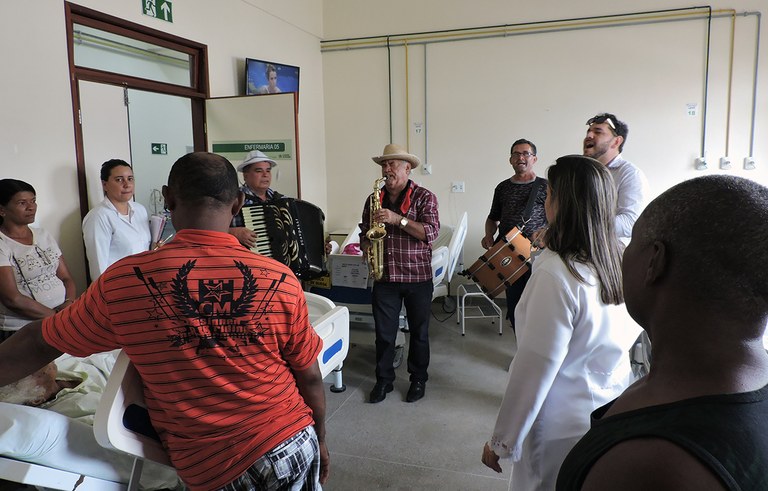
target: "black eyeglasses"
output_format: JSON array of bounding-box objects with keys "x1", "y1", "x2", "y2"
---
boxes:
[
  {"x1": 511, "y1": 151, "x2": 535, "y2": 158},
  {"x1": 587, "y1": 115, "x2": 617, "y2": 135}
]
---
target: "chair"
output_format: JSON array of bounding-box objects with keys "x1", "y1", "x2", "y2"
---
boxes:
[
  {"x1": 93, "y1": 351, "x2": 171, "y2": 491},
  {"x1": 453, "y1": 212, "x2": 503, "y2": 335}
]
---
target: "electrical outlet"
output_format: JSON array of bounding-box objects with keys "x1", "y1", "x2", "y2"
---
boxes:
[
  {"x1": 694, "y1": 157, "x2": 708, "y2": 170},
  {"x1": 744, "y1": 157, "x2": 756, "y2": 170},
  {"x1": 719, "y1": 157, "x2": 732, "y2": 170},
  {"x1": 450, "y1": 181, "x2": 465, "y2": 193}
]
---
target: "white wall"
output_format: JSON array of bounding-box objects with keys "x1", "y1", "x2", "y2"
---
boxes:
[
  {"x1": 0, "y1": 0, "x2": 326, "y2": 293},
  {"x1": 2, "y1": 1, "x2": 766, "y2": 293},
  {"x1": 321, "y1": 1, "x2": 768, "y2": 268}
]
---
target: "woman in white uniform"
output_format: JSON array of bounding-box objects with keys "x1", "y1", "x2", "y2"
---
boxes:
[
  {"x1": 481, "y1": 155, "x2": 641, "y2": 490},
  {"x1": 82, "y1": 159, "x2": 151, "y2": 280},
  {"x1": 0, "y1": 179, "x2": 77, "y2": 340}
]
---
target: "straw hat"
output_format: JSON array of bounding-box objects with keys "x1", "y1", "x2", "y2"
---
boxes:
[
  {"x1": 237, "y1": 150, "x2": 277, "y2": 172},
  {"x1": 372, "y1": 143, "x2": 420, "y2": 169}
]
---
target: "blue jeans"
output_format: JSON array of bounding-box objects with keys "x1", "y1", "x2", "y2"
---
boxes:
[
  {"x1": 217, "y1": 426, "x2": 320, "y2": 491},
  {"x1": 372, "y1": 280, "x2": 433, "y2": 384}
]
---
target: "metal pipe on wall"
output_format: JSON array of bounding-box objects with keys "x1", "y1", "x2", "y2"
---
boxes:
[
  {"x1": 747, "y1": 11, "x2": 761, "y2": 159},
  {"x1": 322, "y1": 6, "x2": 762, "y2": 170},
  {"x1": 724, "y1": 9, "x2": 736, "y2": 157},
  {"x1": 701, "y1": 8, "x2": 713, "y2": 159}
]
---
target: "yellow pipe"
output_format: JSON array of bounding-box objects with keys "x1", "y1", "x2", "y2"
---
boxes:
[
  {"x1": 321, "y1": 8, "x2": 718, "y2": 51},
  {"x1": 405, "y1": 40, "x2": 410, "y2": 151},
  {"x1": 724, "y1": 9, "x2": 736, "y2": 156}
]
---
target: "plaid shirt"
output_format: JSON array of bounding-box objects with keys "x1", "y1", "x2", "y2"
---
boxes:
[{"x1": 360, "y1": 180, "x2": 439, "y2": 283}]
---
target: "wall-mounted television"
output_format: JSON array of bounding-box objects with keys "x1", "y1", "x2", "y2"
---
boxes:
[{"x1": 245, "y1": 58, "x2": 300, "y2": 96}]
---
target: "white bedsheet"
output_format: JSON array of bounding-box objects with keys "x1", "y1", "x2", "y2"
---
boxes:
[{"x1": 0, "y1": 352, "x2": 180, "y2": 490}]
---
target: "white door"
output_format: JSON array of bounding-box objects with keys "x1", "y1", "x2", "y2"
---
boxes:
[
  {"x1": 78, "y1": 82, "x2": 195, "y2": 216},
  {"x1": 78, "y1": 81, "x2": 131, "y2": 210}
]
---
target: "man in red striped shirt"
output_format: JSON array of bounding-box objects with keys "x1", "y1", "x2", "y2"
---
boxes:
[{"x1": 0, "y1": 152, "x2": 329, "y2": 490}]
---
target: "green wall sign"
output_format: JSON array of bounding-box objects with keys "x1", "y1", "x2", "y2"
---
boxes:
[{"x1": 142, "y1": 0, "x2": 173, "y2": 23}]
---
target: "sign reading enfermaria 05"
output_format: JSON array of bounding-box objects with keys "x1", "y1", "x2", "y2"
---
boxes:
[{"x1": 142, "y1": 0, "x2": 173, "y2": 23}]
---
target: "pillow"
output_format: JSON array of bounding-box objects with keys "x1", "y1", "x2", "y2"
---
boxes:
[{"x1": 0, "y1": 401, "x2": 179, "y2": 489}]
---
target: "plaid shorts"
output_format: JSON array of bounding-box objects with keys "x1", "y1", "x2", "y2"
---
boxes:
[{"x1": 217, "y1": 426, "x2": 321, "y2": 491}]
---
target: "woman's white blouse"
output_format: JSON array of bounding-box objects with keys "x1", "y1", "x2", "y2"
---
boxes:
[{"x1": 81, "y1": 197, "x2": 151, "y2": 280}]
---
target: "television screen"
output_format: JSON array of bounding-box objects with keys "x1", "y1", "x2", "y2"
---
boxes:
[{"x1": 245, "y1": 58, "x2": 300, "y2": 96}]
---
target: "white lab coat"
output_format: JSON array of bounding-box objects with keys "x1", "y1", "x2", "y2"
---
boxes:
[
  {"x1": 82, "y1": 197, "x2": 151, "y2": 280},
  {"x1": 490, "y1": 249, "x2": 640, "y2": 490}
]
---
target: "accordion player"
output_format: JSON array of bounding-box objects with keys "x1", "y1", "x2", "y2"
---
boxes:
[{"x1": 236, "y1": 197, "x2": 326, "y2": 280}]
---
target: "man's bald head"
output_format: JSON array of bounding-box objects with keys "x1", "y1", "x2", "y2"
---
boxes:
[
  {"x1": 633, "y1": 175, "x2": 768, "y2": 326},
  {"x1": 166, "y1": 152, "x2": 239, "y2": 209}
]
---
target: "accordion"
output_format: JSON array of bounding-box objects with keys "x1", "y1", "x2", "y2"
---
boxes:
[{"x1": 238, "y1": 197, "x2": 326, "y2": 280}]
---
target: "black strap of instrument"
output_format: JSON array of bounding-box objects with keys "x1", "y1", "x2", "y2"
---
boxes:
[{"x1": 521, "y1": 177, "x2": 545, "y2": 224}]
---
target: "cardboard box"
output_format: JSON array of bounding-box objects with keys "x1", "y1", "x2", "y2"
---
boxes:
[{"x1": 328, "y1": 254, "x2": 370, "y2": 289}]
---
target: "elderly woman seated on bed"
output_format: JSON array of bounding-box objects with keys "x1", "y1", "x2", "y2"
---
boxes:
[{"x1": 0, "y1": 352, "x2": 181, "y2": 490}]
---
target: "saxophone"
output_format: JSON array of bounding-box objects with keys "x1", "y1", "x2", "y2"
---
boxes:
[{"x1": 366, "y1": 177, "x2": 387, "y2": 280}]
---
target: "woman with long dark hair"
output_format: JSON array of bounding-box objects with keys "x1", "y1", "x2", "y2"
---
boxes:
[
  {"x1": 0, "y1": 179, "x2": 76, "y2": 340},
  {"x1": 481, "y1": 155, "x2": 641, "y2": 489}
]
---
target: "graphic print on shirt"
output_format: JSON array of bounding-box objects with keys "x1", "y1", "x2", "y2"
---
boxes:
[
  {"x1": 133, "y1": 260, "x2": 286, "y2": 354},
  {"x1": 11, "y1": 245, "x2": 60, "y2": 298}
]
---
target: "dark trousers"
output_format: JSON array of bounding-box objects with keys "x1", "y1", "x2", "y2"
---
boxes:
[
  {"x1": 372, "y1": 280, "x2": 433, "y2": 384},
  {"x1": 505, "y1": 269, "x2": 532, "y2": 329}
]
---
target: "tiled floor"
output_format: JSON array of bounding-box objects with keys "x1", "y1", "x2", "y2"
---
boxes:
[{"x1": 323, "y1": 298, "x2": 517, "y2": 490}]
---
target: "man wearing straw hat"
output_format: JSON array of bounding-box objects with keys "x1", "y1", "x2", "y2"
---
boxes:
[
  {"x1": 229, "y1": 150, "x2": 283, "y2": 248},
  {"x1": 359, "y1": 144, "x2": 439, "y2": 404}
]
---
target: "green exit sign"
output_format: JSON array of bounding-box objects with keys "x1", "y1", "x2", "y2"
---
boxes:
[
  {"x1": 142, "y1": 0, "x2": 173, "y2": 23},
  {"x1": 151, "y1": 143, "x2": 168, "y2": 155}
]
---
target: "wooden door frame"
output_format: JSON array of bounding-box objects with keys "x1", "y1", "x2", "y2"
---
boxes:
[{"x1": 65, "y1": 2, "x2": 209, "y2": 219}]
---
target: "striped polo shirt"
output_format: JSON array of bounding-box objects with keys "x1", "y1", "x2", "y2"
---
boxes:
[{"x1": 43, "y1": 229, "x2": 322, "y2": 490}]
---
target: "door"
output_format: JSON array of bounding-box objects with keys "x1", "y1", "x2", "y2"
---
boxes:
[
  {"x1": 78, "y1": 81, "x2": 131, "y2": 210},
  {"x1": 79, "y1": 88, "x2": 301, "y2": 217}
]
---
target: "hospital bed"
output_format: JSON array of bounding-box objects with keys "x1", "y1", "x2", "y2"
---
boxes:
[
  {"x1": 321, "y1": 212, "x2": 467, "y2": 316},
  {"x1": 0, "y1": 293, "x2": 349, "y2": 490},
  {"x1": 315, "y1": 213, "x2": 467, "y2": 362}
]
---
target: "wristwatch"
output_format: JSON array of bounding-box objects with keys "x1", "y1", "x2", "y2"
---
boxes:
[{"x1": 399, "y1": 216, "x2": 409, "y2": 228}]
